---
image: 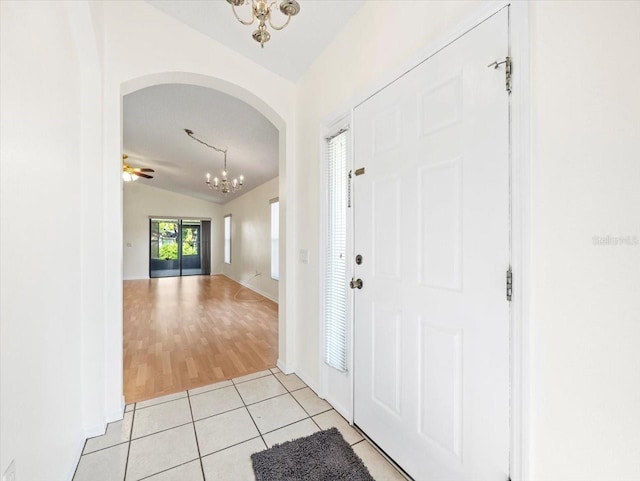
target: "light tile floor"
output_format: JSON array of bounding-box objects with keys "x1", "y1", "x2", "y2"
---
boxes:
[{"x1": 74, "y1": 368, "x2": 407, "y2": 481}]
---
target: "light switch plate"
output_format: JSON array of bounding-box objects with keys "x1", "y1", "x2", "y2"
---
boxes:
[{"x1": 299, "y1": 249, "x2": 309, "y2": 264}]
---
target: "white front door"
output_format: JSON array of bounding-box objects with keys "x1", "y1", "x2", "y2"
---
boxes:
[{"x1": 353, "y1": 8, "x2": 510, "y2": 481}]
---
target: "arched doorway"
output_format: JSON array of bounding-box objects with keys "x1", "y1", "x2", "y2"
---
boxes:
[{"x1": 105, "y1": 72, "x2": 293, "y2": 410}]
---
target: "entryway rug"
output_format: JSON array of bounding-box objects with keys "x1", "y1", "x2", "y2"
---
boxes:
[{"x1": 251, "y1": 427, "x2": 375, "y2": 481}]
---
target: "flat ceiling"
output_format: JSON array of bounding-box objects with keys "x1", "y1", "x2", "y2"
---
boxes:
[
  {"x1": 146, "y1": 0, "x2": 366, "y2": 81},
  {"x1": 123, "y1": 83, "x2": 279, "y2": 204}
]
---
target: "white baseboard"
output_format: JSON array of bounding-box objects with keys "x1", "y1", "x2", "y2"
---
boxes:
[
  {"x1": 276, "y1": 358, "x2": 293, "y2": 375},
  {"x1": 124, "y1": 272, "x2": 221, "y2": 281},
  {"x1": 222, "y1": 274, "x2": 278, "y2": 304},
  {"x1": 66, "y1": 435, "x2": 86, "y2": 481},
  {"x1": 104, "y1": 399, "x2": 125, "y2": 425},
  {"x1": 294, "y1": 368, "x2": 319, "y2": 394},
  {"x1": 325, "y1": 394, "x2": 351, "y2": 422},
  {"x1": 296, "y1": 367, "x2": 349, "y2": 421},
  {"x1": 84, "y1": 423, "x2": 107, "y2": 439}
]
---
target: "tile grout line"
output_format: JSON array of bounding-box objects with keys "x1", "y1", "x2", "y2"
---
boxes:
[
  {"x1": 260, "y1": 415, "x2": 312, "y2": 436},
  {"x1": 71, "y1": 430, "x2": 92, "y2": 481},
  {"x1": 186, "y1": 389, "x2": 207, "y2": 480},
  {"x1": 193, "y1": 404, "x2": 247, "y2": 423},
  {"x1": 188, "y1": 383, "x2": 234, "y2": 397},
  {"x1": 272, "y1": 371, "x2": 324, "y2": 432},
  {"x1": 274, "y1": 374, "x2": 360, "y2": 441},
  {"x1": 231, "y1": 378, "x2": 268, "y2": 450},
  {"x1": 81, "y1": 410, "x2": 139, "y2": 456},
  {"x1": 122, "y1": 402, "x2": 136, "y2": 481},
  {"x1": 242, "y1": 390, "x2": 292, "y2": 408},
  {"x1": 231, "y1": 371, "x2": 273, "y2": 385},
  {"x1": 273, "y1": 372, "x2": 341, "y2": 433},
  {"x1": 136, "y1": 458, "x2": 200, "y2": 481},
  {"x1": 130, "y1": 420, "x2": 195, "y2": 443},
  {"x1": 200, "y1": 435, "x2": 263, "y2": 460},
  {"x1": 134, "y1": 394, "x2": 189, "y2": 411},
  {"x1": 81, "y1": 439, "x2": 130, "y2": 457}
]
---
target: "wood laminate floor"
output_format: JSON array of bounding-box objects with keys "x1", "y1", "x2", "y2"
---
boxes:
[{"x1": 123, "y1": 274, "x2": 278, "y2": 403}]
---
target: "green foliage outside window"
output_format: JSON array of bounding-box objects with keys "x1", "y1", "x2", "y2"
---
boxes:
[
  {"x1": 159, "y1": 242, "x2": 178, "y2": 260},
  {"x1": 182, "y1": 227, "x2": 199, "y2": 256},
  {"x1": 151, "y1": 221, "x2": 199, "y2": 260}
]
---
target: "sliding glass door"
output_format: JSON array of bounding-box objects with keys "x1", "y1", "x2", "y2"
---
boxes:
[
  {"x1": 150, "y1": 219, "x2": 181, "y2": 278},
  {"x1": 149, "y1": 219, "x2": 206, "y2": 278},
  {"x1": 181, "y1": 221, "x2": 202, "y2": 276}
]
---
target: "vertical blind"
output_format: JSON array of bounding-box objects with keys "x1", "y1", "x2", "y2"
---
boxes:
[
  {"x1": 270, "y1": 199, "x2": 279, "y2": 280},
  {"x1": 224, "y1": 215, "x2": 231, "y2": 264},
  {"x1": 324, "y1": 129, "x2": 348, "y2": 372}
]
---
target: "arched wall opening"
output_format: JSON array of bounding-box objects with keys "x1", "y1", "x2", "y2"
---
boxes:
[{"x1": 104, "y1": 71, "x2": 295, "y2": 416}]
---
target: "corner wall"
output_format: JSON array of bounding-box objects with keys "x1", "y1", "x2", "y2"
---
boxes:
[
  {"x1": 123, "y1": 182, "x2": 223, "y2": 279},
  {"x1": 529, "y1": 2, "x2": 640, "y2": 479},
  {"x1": 1, "y1": 2, "x2": 87, "y2": 479},
  {"x1": 222, "y1": 177, "x2": 280, "y2": 301}
]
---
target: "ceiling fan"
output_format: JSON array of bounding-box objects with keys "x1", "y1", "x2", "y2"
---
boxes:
[{"x1": 122, "y1": 154, "x2": 154, "y2": 182}]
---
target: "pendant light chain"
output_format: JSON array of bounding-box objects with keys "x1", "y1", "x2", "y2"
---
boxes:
[{"x1": 184, "y1": 129, "x2": 244, "y2": 195}]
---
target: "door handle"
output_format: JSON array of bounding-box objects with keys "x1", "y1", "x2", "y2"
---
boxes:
[{"x1": 350, "y1": 278, "x2": 363, "y2": 290}]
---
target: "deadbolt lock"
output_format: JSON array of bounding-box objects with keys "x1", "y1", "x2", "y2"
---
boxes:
[
  {"x1": 355, "y1": 254, "x2": 363, "y2": 265},
  {"x1": 350, "y1": 278, "x2": 364, "y2": 290}
]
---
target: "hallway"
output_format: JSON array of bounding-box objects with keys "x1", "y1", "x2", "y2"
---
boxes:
[{"x1": 124, "y1": 275, "x2": 278, "y2": 403}]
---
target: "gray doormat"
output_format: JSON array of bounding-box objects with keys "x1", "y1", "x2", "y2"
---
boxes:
[{"x1": 251, "y1": 427, "x2": 375, "y2": 481}]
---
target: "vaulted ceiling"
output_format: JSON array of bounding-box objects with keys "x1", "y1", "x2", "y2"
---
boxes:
[
  {"x1": 146, "y1": 0, "x2": 366, "y2": 81},
  {"x1": 125, "y1": 1, "x2": 366, "y2": 203},
  {"x1": 123, "y1": 84, "x2": 278, "y2": 204}
]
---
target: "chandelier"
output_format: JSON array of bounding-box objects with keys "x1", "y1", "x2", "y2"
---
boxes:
[
  {"x1": 184, "y1": 129, "x2": 244, "y2": 195},
  {"x1": 226, "y1": 0, "x2": 301, "y2": 48}
]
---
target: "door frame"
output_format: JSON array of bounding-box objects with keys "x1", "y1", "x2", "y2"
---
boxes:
[
  {"x1": 148, "y1": 217, "x2": 207, "y2": 278},
  {"x1": 318, "y1": 2, "x2": 530, "y2": 480}
]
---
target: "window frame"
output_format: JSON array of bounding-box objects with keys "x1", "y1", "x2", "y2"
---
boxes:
[
  {"x1": 224, "y1": 214, "x2": 232, "y2": 265},
  {"x1": 270, "y1": 198, "x2": 280, "y2": 281},
  {"x1": 320, "y1": 118, "x2": 353, "y2": 375}
]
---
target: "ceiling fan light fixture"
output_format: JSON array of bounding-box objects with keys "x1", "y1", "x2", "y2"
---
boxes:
[
  {"x1": 122, "y1": 171, "x2": 138, "y2": 182},
  {"x1": 122, "y1": 154, "x2": 155, "y2": 182}
]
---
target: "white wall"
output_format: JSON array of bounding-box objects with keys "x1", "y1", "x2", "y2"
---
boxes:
[
  {"x1": 1, "y1": 1, "x2": 297, "y2": 479},
  {"x1": 529, "y1": 2, "x2": 640, "y2": 480},
  {"x1": 293, "y1": 0, "x2": 481, "y2": 413},
  {"x1": 4, "y1": 1, "x2": 639, "y2": 480},
  {"x1": 101, "y1": 1, "x2": 298, "y2": 416},
  {"x1": 123, "y1": 182, "x2": 222, "y2": 279},
  {"x1": 0, "y1": 2, "x2": 91, "y2": 479},
  {"x1": 222, "y1": 177, "x2": 280, "y2": 301},
  {"x1": 294, "y1": 1, "x2": 640, "y2": 480}
]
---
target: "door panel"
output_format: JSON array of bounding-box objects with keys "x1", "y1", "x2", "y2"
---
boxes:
[
  {"x1": 150, "y1": 219, "x2": 180, "y2": 278},
  {"x1": 149, "y1": 219, "x2": 203, "y2": 277},
  {"x1": 354, "y1": 9, "x2": 510, "y2": 481},
  {"x1": 181, "y1": 222, "x2": 202, "y2": 275}
]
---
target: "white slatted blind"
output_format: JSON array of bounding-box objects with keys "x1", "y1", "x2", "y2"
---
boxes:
[
  {"x1": 270, "y1": 199, "x2": 279, "y2": 280},
  {"x1": 224, "y1": 215, "x2": 231, "y2": 264},
  {"x1": 324, "y1": 129, "x2": 348, "y2": 372}
]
